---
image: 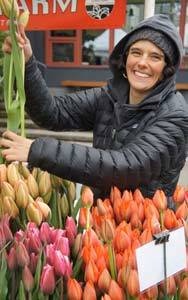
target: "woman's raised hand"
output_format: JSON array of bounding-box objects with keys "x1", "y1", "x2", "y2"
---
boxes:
[
  {"x1": 0, "y1": 131, "x2": 34, "y2": 162},
  {"x1": 2, "y1": 24, "x2": 33, "y2": 63}
]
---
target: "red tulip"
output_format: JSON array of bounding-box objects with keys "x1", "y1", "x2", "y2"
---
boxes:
[
  {"x1": 67, "y1": 278, "x2": 83, "y2": 300},
  {"x1": 40, "y1": 264, "x2": 56, "y2": 295}
]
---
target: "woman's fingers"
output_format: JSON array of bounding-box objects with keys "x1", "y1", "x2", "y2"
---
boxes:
[
  {"x1": 0, "y1": 131, "x2": 34, "y2": 162},
  {"x1": 2, "y1": 130, "x2": 21, "y2": 142},
  {"x1": 0, "y1": 138, "x2": 14, "y2": 148}
]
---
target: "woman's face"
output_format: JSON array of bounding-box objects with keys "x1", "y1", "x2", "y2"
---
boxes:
[{"x1": 125, "y1": 40, "x2": 166, "y2": 97}]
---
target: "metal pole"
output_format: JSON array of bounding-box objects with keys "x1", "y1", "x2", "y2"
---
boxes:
[{"x1": 144, "y1": 0, "x2": 155, "y2": 19}]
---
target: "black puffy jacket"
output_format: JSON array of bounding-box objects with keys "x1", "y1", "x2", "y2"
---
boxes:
[{"x1": 25, "y1": 15, "x2": 188, "y2": 199}]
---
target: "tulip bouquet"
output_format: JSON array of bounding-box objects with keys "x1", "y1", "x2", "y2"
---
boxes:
[
  {"x1": 65, "y1": 186, "x2": 188, "y2": 300},
  {"x1": 0, "y1": 162, "x2": 79, "y2": 231},
  {"x1": 0, "y1": 0, "x2": 29, "y2": 136},
  {"x1": 0, "y1": 213, "x2": 79, "y2": 299}
]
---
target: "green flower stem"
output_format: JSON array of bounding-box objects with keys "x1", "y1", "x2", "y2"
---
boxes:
[
  {"x1": 160, "y1": 210, "x2": 164, "y2": 230},
  {"x1": 7, "y1": 53, "x2": 14, "y2": 110},
  {"x1": 57, "y1": 192, "x2": 63, "y2": 228},
  {"x1": 20, "y1": 49, "x2": 25, "y2": 137},
  {"x1": 108, "y1": 241, "x2": 117, "y2": 280},
  {"x1": 10, "y1": 270, "x2": 15, "y2": 300},
  {"x1": 28, "y1": 292, "x2": 32, "y2": 300},
  {"x1": 86, "y1": 207, "x2": 90, "y2": 230}
]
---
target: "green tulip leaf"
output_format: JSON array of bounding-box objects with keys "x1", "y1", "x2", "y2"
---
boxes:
[
  {"x1": 0, "y1": 253, "x2": 8, "y2": 300},
  {"x1": 18, "y1": 280, "x2": 26, "y2": 300},
  {"x1": 7, "y1": 99, "x2": 21, "y2": 132}
]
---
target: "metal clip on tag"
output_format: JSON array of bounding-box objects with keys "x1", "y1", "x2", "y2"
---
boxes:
[
  {"x1": 153, "y1": 231, "x2": 170, "y2": 244},
  {"x1": 153, "y1": 230, "x2": 170, "y2": 300}
]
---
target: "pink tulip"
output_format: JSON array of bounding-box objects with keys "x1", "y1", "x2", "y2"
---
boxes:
[
  {"x1": 45, "y1": 244, "x2": 55, "y2": 265},
  {"x1": 40, "y1": 264, "x2": 56, "y2": 295},
  {"x1": 53, "y1": 250, "x2": 66, "y2": 276},
  {"x1": 54, "y1": 236, "x2": 70, "y2": 256},
  {"x1": 1, "y1": 215, "x2": 13, "y2": 242},
  {"x1": 22, "y1": 265, "x2": 34, "y2": 292},
  {"x1": 53, "y1": 250, "x2": 72, "y2": 278},
  {"x1": 16, "y1": 241, "x2": 30, "y2": 267},
  {"x1": 7, "y1": 247, "x2": 17, "y2": 270},
  {"x1": 50, "y1": 228, "x2": 66, "y2": 243},
  {"x1": 0, "y1": 225, "x2": 6, "y2": 249},
  {"x1": 29, "y1": 253, "x2": 39, "y2": 274},
  {"x1": 65, "y1": 217, "x2": 77, "y2": 246},
  {"x1": 27, "y1": 230, "x2": 42, "y2": 254},
  {"x1": 39, "y1": 222, "x2": 51, "y2": 244},
  {"x1": 15, "y1": 229, "x2": 25, "y2": 242}
]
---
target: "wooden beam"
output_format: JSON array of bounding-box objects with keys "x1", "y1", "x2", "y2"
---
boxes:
[
  {"x1": 61, "y1": 80, "x2": 107, "y2": 87},
  {"x1": 61, "y1": 80, "x2": 188, "y2": 90}
]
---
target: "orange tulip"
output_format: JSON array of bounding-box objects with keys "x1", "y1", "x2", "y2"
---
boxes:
[
  {"x1": 108, "y1": 279, "x2": 125, "y2": 300},
  {"x1": 175, "y1": 201, "x2": 188, "y2": 220},
  {"x1": 122, "y1": 190, "x2": 132, "y2": 203},
  {"x1": 139, "y1": 228, "x2": 153, "y2": 245},
  {"x1": 130, "y1": 212, "x2": 142, "y2": 230},
  {"x1": 145, "y1": 284, "x2": 158, "y2": 299},
  {"x1": 153, "y1": 189, "x2": 167, "y2": 211},
  {"x1": 173, "y1": 185, "x2": 185, "y2": 204},
  {"x1": 98, "y1": 268, "x2": 111, "y2": 292},
  {"x1": 79, "y1": 207, "x2": 93, "y2": 228},
  {"x1": 133, "y1": 189, "x2": 144, "y2": 204},
  {"x1": 101, "y1": 294, "x2": 112, "y2": 300},
  {"x1": 83, "y1": 281, "x2": 97, "y2": 300},
  {"x1": 85, "y1": 259, "x2": 99, "y2": 284},
  {"x1": 67, "y1": 278, "x2": 83, "y2": 300},
  {"x1": 144, "y1": 199, "x2": 159, "y2": 219},
  {"x1": 164, "y1": 209, "x2": 178, "y2": 229},
  {"x1": 110, "y1": 186, "x2": 122, "y2": 204},
  {"x1": 114, "y1": 230, "x2": 131, "y2": 253},
  {"x1": 81, "y1": 186, "x2": 94, "y2": 207},
  {"x1": 127, "y1": 269, "x2": 140, "y2": 297},
  {"x1": 101, "y1": 219, "x2": 115, "y2": 242},
  {"x1": 160, "y1": 275, "x2": 176, "y2": 296},
  {"x1": 179, "y1": 277, "x2": 188, "y2": 300}
]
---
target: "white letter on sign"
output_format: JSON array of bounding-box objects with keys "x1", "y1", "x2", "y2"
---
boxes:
[
  {"x1": 19, "y1": 0, "x2": 29, "y2": 11},
  {"x1": 53, "y1": 0, "x2": 77, "y2": 13},
  {"x1": 33, "y1": 0, "x2": 49, "y2": 15}
]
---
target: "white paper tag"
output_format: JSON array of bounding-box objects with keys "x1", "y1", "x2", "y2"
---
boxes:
[{"x1": 136, "y1": 227, "x2": 186, "y2": 292}]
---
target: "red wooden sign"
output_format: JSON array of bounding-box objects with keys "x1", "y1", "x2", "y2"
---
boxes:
[{"x1": 0, "y1": 0, "x2": 126, "y2": 30}]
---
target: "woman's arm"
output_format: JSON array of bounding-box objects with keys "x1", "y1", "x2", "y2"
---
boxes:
[
  {"x1": 27, "y1": 107, "x2": 188, "y2": 190},
  {"x1": 25, "y1": 55, "x2": 100, "y2": 131}
]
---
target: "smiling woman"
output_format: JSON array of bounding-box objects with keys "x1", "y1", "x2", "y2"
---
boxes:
[
  {"x1": 1, "y1": 14, "x2": 188, "y2": 206},
  {"x1": 126, "y1": 41, "x2": 166, "y2": 104}
]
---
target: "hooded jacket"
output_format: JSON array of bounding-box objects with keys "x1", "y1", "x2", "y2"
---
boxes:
[{"x1": 25, "y1": 14, "x2": 188, "y2": 199}]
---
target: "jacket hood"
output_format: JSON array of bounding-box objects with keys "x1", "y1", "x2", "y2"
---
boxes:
[{"x1": 109, "y1": 14, "x2": 183, "y2": 74}]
